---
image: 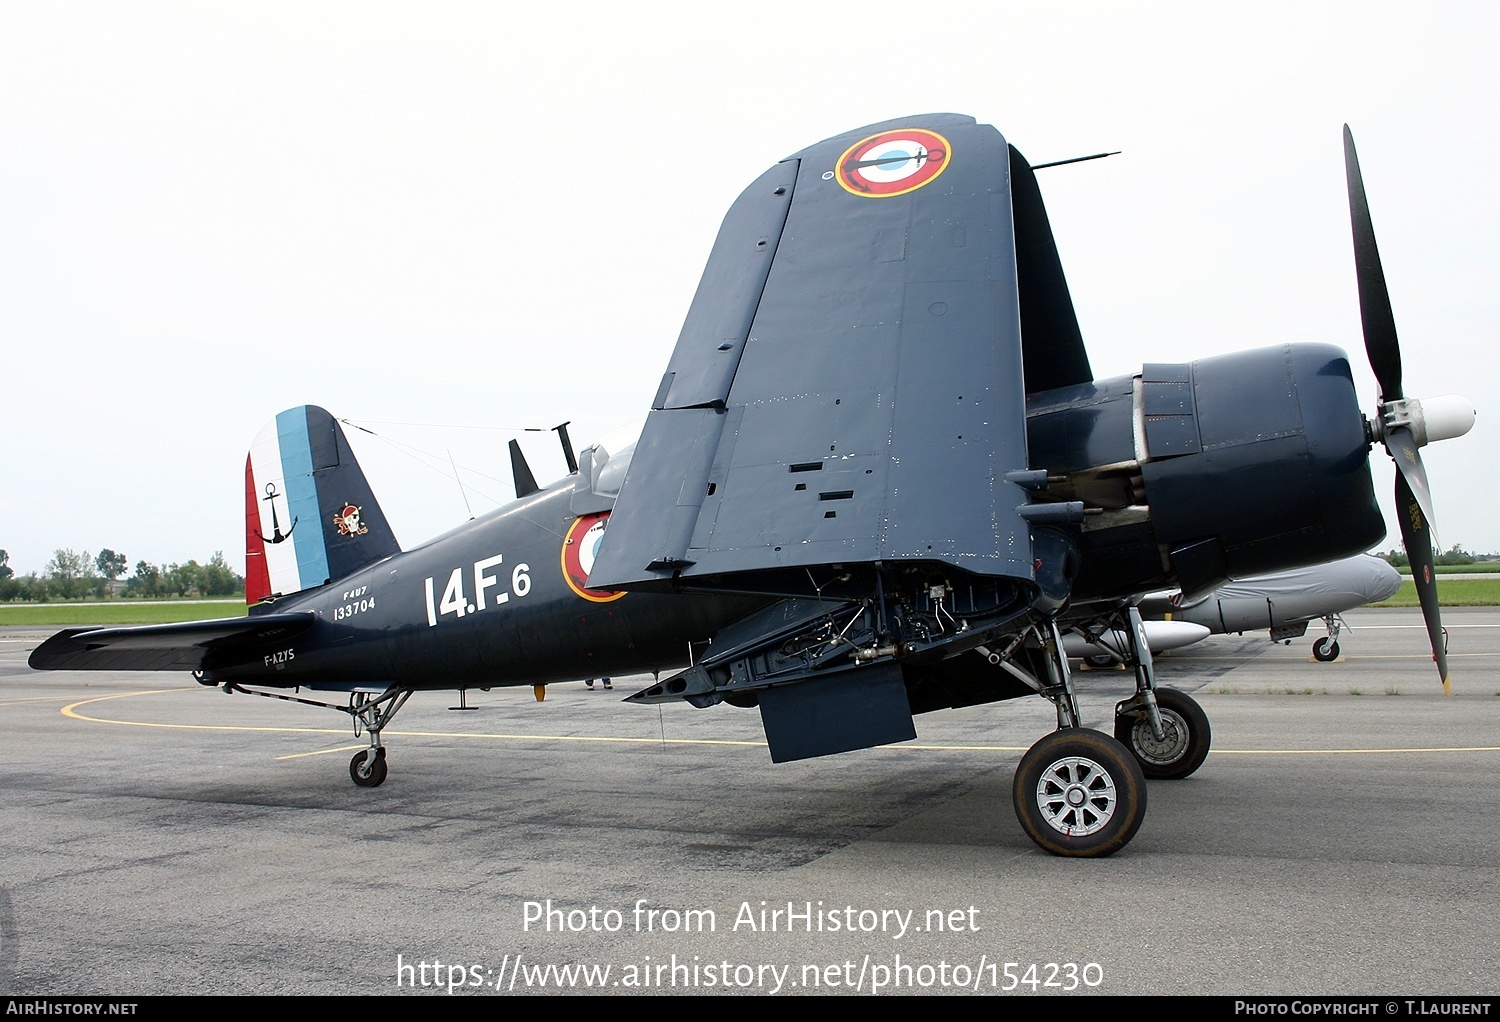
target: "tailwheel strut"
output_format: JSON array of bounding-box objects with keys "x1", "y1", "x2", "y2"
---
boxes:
[
  {"x1": 216, "y1": 682, "x2": 414, "y2": 787},
  {"x1": 347, "y1": 688, "x2": 412, "y2": 789}
]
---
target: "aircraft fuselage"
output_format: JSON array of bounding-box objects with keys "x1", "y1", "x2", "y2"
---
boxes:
[{"x1": 207, "y1": 482, "x2": 765, "y2": 691}]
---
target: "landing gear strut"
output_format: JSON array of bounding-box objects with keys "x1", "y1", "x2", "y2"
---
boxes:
[
  {"x1": 999, "y1": 621, "x2": 1149, "y2": 857},
  {"x1": 1312, "y1": 616, "x2": 1343, "y2": 662},
  {"x1": 1102, "y1": 607, "x2": 1213, "y2": 779},
  {"x1": 217, "y1": 682, "x2": 414, "y2": 788},
  {"x1": 1114, "y1": 687, "x2": 1211, "y2": 779},
  {"x1": 346, "y1": 688, "x2": 411, "y2": 789}
]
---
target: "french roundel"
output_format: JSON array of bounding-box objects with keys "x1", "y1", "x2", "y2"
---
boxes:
[
  {"x1": 835, "y1": 128, "x2": 951, "y2": 197},
  {"x1": 561, "y1": 511, "x2": 626, "y2": 603}
]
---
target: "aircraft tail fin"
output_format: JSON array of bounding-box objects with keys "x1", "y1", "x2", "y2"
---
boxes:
[{"x1": 244, "y1": 406, "x2": 400, "y2": 605}]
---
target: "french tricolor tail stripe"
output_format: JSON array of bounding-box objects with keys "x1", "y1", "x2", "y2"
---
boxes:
[
  {"x1": 243, "y1": 405, "x2": 401, "y2": 606},
  {"x1": 245, "y1": 407, "x2": 332, "y2": 603}
]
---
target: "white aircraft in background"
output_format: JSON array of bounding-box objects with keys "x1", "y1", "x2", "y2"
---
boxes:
[{"x1": 1072, "y1": 554, "x2": 1403, "y2": 667}]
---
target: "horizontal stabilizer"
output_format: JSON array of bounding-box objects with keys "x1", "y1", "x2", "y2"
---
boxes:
[{"x1": 27, "y1": 613, "x2": 316, "y2": 672}]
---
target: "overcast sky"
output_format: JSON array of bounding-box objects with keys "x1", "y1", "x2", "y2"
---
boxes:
[{"x1": 2, "y1": 2, "x2": 1495, "y2": 576}]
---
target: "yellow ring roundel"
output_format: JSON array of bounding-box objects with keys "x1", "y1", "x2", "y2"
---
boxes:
[
  {"x1": 561, "y1": 511, "x2": 626, "y2": 603},
  {"x1": 834, "y1": 128, "x2": 952, "y2": 198}
]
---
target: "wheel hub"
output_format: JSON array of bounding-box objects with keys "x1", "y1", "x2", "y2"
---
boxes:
[
  {"x1": 1035, "y1": 756, "x2": 1117, "y2": 836},
  {"x1": 1130, "y1": 710, "x2": 1188, "y2": 766}
]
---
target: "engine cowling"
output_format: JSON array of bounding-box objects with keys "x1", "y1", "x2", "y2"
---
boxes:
[{"x1": 1025, "y1": 342, "x2": 1385, "y2": 602}]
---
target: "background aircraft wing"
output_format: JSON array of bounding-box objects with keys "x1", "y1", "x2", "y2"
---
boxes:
[
  {"x1": 591, "y1": 114, "x2": 1072, "y2": 594},
  {"x1": 27, "y1": 613, "x2": 316, "y2": 672}
]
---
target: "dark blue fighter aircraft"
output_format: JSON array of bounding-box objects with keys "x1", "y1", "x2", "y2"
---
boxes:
[{"x1": 30, "y1": 114, "x2": 1474, "y2": 857}]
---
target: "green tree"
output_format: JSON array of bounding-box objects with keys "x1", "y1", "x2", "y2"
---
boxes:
[
  {"x1": 126, "y1": 561, "x2": 166, "y2": 598},
  {"x1": 0, "y1": 549, "x2": 12, "y2": 583},
  {"x1": 200, "y1": 551, "x2": 244, "y2": 597},
  {"x1": 1435, "y1": 544, "x2": 1475, "y2": 566},
  {"x1": 166, "y1": 561, "x2": 202, "y2": 598},
  {"x1": 1377, "y1": 548, "x2": 1408, "y2": 568},
  {"x1": 0, "y1": 572, "x2": 46, "y2": 602},
  {"x1": 95, "y1": 549, "x2": 127, "y2": 581},
  {"x1": 45, "y1": 548, "x2": 96, "y2": 600}
]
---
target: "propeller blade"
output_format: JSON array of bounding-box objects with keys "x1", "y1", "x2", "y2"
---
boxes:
[
  {"x1": 1395, "y1": 470, "x2": 1450, "y2": 692},
  {"x1": 1343, "y1": 125, "x2": 1403, "y2": 402},
  {"x1": 1383, "y1": 424, "x2": 1440, "y2": 549}
]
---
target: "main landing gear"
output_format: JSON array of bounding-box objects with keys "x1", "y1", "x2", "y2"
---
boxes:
[
  {"x1": 1004, "y1": 608, "x2": 1212, "y2": 856},
  {"x1": 1312, "y1": 615, "x2": 1344, "y2": 662},
  {"x1": 995, "y1": 621, "x2": 1147, "y2": 857},
  {"x1": 1114, "y1": 686, "x2": 1211, "y2": 779},
  {"x1": 1101, "y1": 607, "x2": 1212, "y2": 781},
  {"x1": 1014, "y1": 727, "x2": 1147, "y2": 857}
]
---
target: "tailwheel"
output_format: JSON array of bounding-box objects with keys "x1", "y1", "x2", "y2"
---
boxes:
[
  {"x1": 350, "y1": 748, "x2": 388, "y2": 788},
  {"x1": 1013, "y1": 728, "x2": 1146, "y2": 857},
  {"x1": 1312, "y1": 637, "x2": 1340, "y2": 662},
  {"x1": 1114, "y1": 687, "x2": 1211, "y2": 779}
]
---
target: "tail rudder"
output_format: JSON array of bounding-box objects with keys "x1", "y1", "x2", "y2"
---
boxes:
[{"x1": 245, "y1": 406, "x2": 400, "y2": 604}]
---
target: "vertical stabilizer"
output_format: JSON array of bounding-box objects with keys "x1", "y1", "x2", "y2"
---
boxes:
[{"x1": 244, "y1": 406, "x2": 400, "y2": 604}]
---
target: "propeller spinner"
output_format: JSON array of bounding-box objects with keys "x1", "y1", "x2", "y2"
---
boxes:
[{"x1": 1343, "y1": 125, "x2": 1476, "y2": 692}]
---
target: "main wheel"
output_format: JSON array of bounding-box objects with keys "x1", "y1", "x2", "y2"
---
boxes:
[
  {"x1": 350, "y1": 748, "x2": 388, "y2": 788},
  {"x1": 1114, "y1": 687, "x2": 1211, "y2": 779},
  {"x1": 1312, "y1": 637, "x2": 1340, "y2": 662},
  {"x1": 1082, "y1": 653, "x2": 1118, "y2": 670},
  {"x1": 1013, "y1": 728, "x2": 1147, "y2": 857}
]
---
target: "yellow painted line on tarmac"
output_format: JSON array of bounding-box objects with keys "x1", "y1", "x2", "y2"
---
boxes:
[
  {"x1": 59, "y1": 688, "x2": 774, "y2": 751},
  {"x1": 896, "y1": 743, "x2": 1027, "y2": 752},
  {"x1": 57, "y1": 688, "x2": 1500, "y2": 760},
  {"x1": 276, "y1": 745, "x2": 368, "y2": 761},
  {"x1": 1171, "y1": 650, "x2": 1500, "y2": 661},
  {"x1": 270, "y1": 733, "x2": 777, "y2": 761},
  {"x1": 62, "y1": 689, "x2": 1024, "y2": 754},
  {"x1": 62, "y1": 689, "x2": 350, "y2": 736},
  {"x1": 273, "y1": 739, "x2": 1036, "y2": 761},
  {"x1": 1210, "y1": 745, "x2": 1500, "y2": 756},
  {"x1": 2, "y1": 694, "x2": 86, "y2": 706},
  {"x1": 1339, "y1": 651, "x2": 1500, "y2": 659}
]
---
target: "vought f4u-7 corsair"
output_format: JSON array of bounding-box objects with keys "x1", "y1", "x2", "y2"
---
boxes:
[{"x1": 30, "y1": 114, "x2": 1475, "y2": 857}]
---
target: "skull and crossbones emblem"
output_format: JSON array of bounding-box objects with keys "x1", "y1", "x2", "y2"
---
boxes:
[{"x1": 334, "y1": 503, "x2": 368, "y2": 537}]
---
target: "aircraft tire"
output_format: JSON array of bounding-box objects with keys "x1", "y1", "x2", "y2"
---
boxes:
[
  {"x1": 1312, "y1": 637, "x2": 1340, "y2": 662},
  {"x1": 1082, "y1": 653, "x2": 1118, "y2": 670},
  {"x1": 1114, "y1": 688, "x2": 1211, "y2": 780},
  {"x1": 1012, "y1": 728, "x2": 1146, "y2": 857},
  {"x1": 350, "y1": 748, "x2": 388, "y2": 788}
]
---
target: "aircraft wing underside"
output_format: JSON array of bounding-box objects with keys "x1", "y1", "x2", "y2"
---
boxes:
[
  {"x1": 590, "y1": 114, "x2": 1076, "y2": 596},
  {"x1": 28, "y1": 613, "x2": 316, "y2": 672}
]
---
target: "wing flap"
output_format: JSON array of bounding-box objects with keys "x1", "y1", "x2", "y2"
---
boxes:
[{"x1": 27, "y1": 613, "x2": 316, "y2": 672}]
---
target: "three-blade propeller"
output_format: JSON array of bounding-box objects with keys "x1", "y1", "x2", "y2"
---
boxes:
[{"x1": 1343, "y1": 126, "x2": 1474, "y2": 693}]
